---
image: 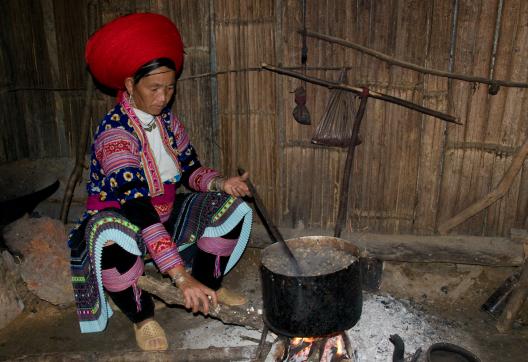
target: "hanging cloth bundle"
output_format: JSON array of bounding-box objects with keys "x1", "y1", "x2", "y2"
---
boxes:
[
  {"x1": 292, "y1": 0, "x2": 311, "y2": 125},
  {"x1": 311, "y1": 69, "x2": 361, "y2": 147},
  {"x1": 292, "y1": 86, "x2": 310, "y2": 125}
]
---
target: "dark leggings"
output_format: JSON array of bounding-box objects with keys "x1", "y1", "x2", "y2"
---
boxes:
[
  {"x1": 102, "y1": 220, "x2": 243, "y2": 322},
  {"x1": 191, "y1": 220, "x2": 243, "y2": 290},
  {"x1": 101, "y1": 244, "x2": 154, "y2": 324}
]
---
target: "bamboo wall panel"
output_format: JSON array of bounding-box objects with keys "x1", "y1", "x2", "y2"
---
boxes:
[
  {"x1": 438, "y1": 0, "x2": 528, "y2": 236},
  {"x1": 1, "y1": 0, "x2": 528, "y2": 236},
  {"x1": 484, "y1": 0, "x2": 528, "y2": 235},
  {"x1": 0, "y1": 24, "x2": 25, "y2": 162},
  {"x1": 281, "y1": 0, "x2": 428, "y2": 233},
  {"x1": 446, "y1": 0, "x2": 498, "y2": 235},
  {"x1": 438, "y1": 0, "x2": 494, "y2": 233},
  {"x1": 214, "y1": 0, "x2": 278, "y2": 218},
  {"x1": 414, "y1": 0, "x2": 453, "y2": 233},
  {"x1": 171, "y1": 0, "x2": 215, "y2": 168},
  {"x1": 0, "y1": 0, "x2": 52, "y2": 161}
]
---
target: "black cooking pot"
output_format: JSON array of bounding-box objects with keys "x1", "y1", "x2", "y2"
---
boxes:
[
  {"x1": 260, "y1": 236, "x2": 363, "y2": 337},
  {"x1": 426, "y1": 342, "x2": 481, "y2": 362}
]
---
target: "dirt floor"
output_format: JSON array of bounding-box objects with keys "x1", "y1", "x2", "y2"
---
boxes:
[{"x1": 1, "y1": 239, "x2": 528, "y2": 361}]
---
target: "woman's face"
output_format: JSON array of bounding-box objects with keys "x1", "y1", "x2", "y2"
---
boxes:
[{"x1": 126, "y1": 66, "x2": 176, "y2": 115}]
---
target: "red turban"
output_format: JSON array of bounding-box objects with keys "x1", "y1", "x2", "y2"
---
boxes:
[{"x1": 85, "y1": 13, "x2": 184, "y2": 90}]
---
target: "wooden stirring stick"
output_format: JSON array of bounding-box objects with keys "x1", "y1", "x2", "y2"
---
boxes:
[{"x1": 238, "y1": 167, "x2": 303, "y2": 275}]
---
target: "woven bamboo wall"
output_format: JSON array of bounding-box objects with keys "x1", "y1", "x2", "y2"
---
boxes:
[{"x1": 1, "y1": 0, "x2": 527, "y2": 236}]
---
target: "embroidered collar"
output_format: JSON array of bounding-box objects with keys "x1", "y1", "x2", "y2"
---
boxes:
[{"x1": 119, "y1": 92, "x2": 180, "y2": 197}]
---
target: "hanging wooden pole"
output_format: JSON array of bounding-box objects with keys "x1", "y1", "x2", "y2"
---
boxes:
[
  {"x1": 300, "y1": 29, "x2": 528, "y2": 91},
  {"x1": 262, "y1": 63, "x2": 460, "y2": 125}
]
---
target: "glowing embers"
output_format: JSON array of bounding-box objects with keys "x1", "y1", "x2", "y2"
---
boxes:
[{"x1": 277, "y1": 332, "x2": 355, "y2": 362}]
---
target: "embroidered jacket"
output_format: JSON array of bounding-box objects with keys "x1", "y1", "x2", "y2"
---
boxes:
[{"x1": 72, "y1": 93, "x2": 220, "y2": 273}]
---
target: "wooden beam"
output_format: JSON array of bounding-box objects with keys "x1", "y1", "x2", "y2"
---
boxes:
[{"x1": 250, "y1": 225, "x2": 525, "y2": 267}]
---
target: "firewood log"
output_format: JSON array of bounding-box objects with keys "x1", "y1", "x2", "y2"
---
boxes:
[{"x1": 137, "y1": 275, "x2": 263, "y2": 331}]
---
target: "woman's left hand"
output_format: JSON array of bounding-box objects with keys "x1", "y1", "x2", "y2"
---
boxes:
[{"x1": 223, "y1": 172, "x2": 251, "y2": 197}]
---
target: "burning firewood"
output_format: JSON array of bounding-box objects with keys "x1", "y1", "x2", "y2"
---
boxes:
[{"x1": 137, "y1": 275, "x2": 263, "y2": 331}]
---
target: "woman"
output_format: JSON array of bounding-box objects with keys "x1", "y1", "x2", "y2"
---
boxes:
[{"x1": 69, "y1": 13, "x2": 253, "y2": 351}]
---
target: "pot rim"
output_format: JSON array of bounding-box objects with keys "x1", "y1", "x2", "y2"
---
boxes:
[{"x1": 261, "y1": 235, "x2": 361, "y2": 277}]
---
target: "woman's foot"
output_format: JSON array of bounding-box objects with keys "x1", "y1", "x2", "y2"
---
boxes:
[
  {"x1": 134, "y1": 318, "x2": 168, "y2": 351},
  {"x1": 217, "y1": 287, "x2": 247, "y2": 306}
]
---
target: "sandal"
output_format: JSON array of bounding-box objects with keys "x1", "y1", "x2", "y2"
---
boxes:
[
  {"x1": 133, "y1": 319, "x2": 168, "y2": 351},
  {"x1": 217, "y1": 287, "x2": 247, "y2": 306}
]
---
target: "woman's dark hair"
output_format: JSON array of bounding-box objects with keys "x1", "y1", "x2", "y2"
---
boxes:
[{"x1": 133, "y1": 58, "x2": 176, "y2": 84}]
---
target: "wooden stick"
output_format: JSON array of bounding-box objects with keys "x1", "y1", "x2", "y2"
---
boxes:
[
  {"x1": 262, "y1": 64, "x2": 460, "y2": 124},
  {"x1": 59, "y1": 1, "x2": 97, "y2": 224},
  {"x1": 59, "y1": 77, "x2": 93, "y2": 223},
  {"x1": 438, "y1": 135, "x2": 528, "y2": 235},
  {"x1": 137, "y1": 275, "x2": 263, "y2": 331},
  {"x1": 301, "y1": 30, "x2": 528, "y2": 90},
  {"x1": 496, "y1": 257, "x2": 528, "y2": 332},
  {"x1": 237, "y1": 167, "x2": 303, "y2": 275},
  {"x1": 334, "y1": 92, "x2": 368, "y2": 238}
]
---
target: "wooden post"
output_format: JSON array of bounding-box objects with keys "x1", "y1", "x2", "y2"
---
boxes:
[
  {"x1": 496, "y1": 258, "x2": 528, "y2": 332},
  {"x1": 496, "y1": 240, "x2": 528, "y2": 332},
  {"x1": 334, "y1": 90, "x2": 368, "y2": 238}
]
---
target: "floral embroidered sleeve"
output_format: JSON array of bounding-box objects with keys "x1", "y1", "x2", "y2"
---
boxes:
[
  {"x1": 95, "y1": 128, "x2": 184, "y2": 272},
  {"x1": 171, "y1": 115, "x2": 221, "y2": 191}
]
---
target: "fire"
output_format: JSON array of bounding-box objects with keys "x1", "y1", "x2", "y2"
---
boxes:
[
  {"x1": 285, "y1": 333, "x2": 351, "y2": 362},
  {"x1": 291, "y1": 337, "x2": 317, "y2": 345},
  {"x1": 335, "y1": 335, "x2": 345, "y2": 355},
  {"x1": 320, "y1": 334, "x2": 347, "y2": 361},
  {"x1": 287, "y1": 337, "x2": 314, "y2": 361}
]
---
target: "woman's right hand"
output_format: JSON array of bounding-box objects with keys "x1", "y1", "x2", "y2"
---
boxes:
[{"x1": 167, "y1": 265, "x2": 217, "y2": 315}]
